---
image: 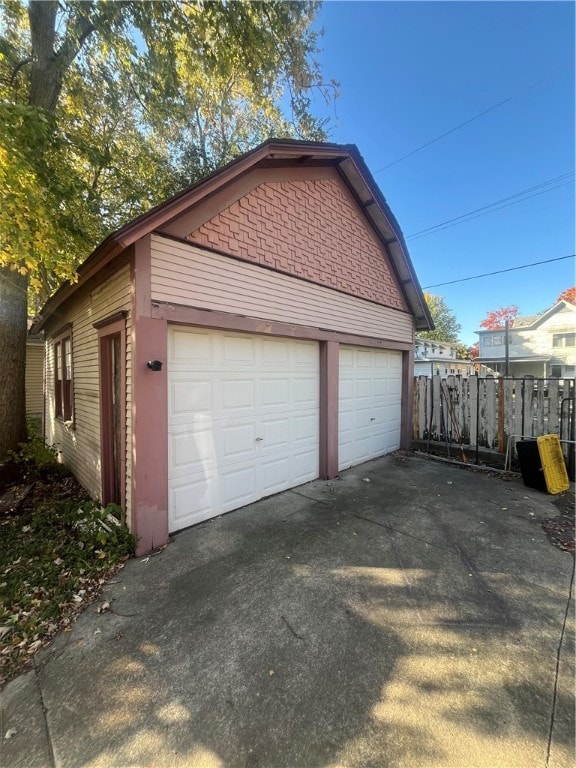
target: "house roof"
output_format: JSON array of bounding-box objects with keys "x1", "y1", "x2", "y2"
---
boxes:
[
  {"x1": 476, "y1": 300, "x2": 575, "y2": 334},
  {"x1": 33, "y1": 139, "x2": 433, "y2": 332},
  {"x1": 476, "y1": 355, "x2": 551, "y2": 363}
]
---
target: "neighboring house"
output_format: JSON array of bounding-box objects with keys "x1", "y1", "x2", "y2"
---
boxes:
[
  {"x1": 414, "y1": 337, "x2": 484, "y2": 377},
  {"x1": 32, "y1": 139, "x2": 433, "y2": 554},
  {"x1": 25, "y1": 332, "x2": 44, "y2": 423},
  {"x1": 475, "y1": 300, "x2": 576, "y2": 378}
]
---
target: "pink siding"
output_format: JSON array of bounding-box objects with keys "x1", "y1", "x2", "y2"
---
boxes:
[
  {"x1": 151, "y1": 236, "x2": 413, "y2": 343},
  {"x1": 187, "y1": 176, "x2": 407, "y2": 312}
]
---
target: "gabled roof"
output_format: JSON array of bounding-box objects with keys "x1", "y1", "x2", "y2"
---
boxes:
[
  {"x1": 33, "y1": 139, "x2": 433, "y2": 332},
  {"x1": 476, "y1": 300, "x2": 575, "y2": 334}
]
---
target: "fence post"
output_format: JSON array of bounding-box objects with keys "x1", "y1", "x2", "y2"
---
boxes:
[
  {"x1": 498, "y1": 378, "x2": 504, "y2": 453},
  {"x1": 469, "y1": 375, "x2": 478, "y2": 460}
]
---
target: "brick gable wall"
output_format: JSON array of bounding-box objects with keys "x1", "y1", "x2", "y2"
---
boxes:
[{"x1": 187, "y1": 178, "x2": 407, "y2": 311}]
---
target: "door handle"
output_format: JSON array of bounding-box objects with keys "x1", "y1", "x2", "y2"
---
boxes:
[
  {"x1": 370, "y1": 417, "x2": 376, "y2": 421},
  {"x1": 255, "y1": 437, "x2": 263, "y2": 442}
]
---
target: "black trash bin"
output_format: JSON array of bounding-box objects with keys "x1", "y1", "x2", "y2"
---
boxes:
[{"x1": 516, "y1": 439, "x2": 547, "y2": 492}]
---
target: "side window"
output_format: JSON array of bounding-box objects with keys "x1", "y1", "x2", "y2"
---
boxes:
[{"x1": 54, "y1": 327, "x2": 73, "y2": 421}]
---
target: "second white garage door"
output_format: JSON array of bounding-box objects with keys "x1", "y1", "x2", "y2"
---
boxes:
[
  {"x1": 168, "y1": 328, "x2": 319, "y2": 532},
  {"x1": 338, "y1": 346, "x2": 402, "y2": 471}
]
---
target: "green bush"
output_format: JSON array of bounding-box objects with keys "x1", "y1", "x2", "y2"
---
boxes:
[{"x1": 6, "y1": 419, "x2": 62, "y2": 479}]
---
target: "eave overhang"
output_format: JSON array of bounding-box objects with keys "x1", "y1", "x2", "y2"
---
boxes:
[{"x1": 32, "y1": 139, "x2": 433, "y2": 333}]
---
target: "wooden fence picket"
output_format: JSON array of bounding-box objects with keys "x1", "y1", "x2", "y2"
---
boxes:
[{"x1": 412, "y1": 376, "x2": 575, "y2": 458}]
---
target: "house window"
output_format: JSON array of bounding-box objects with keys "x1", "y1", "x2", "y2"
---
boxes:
[
  {"x1": 492, "y1": 334, "x2": 503, "y2": 346},
  {"x1": 550, "y1": 365, "x2": 562, "y2": 378},
  {"x1": 553, "y1": 333, "x2": 576, "y2": 348},
  {"x1": 54, "y1": 327, "x2": 73, "y2": 421},
  {"x1": 483, "y1": 336, "x2": 492, "y2": 347}
]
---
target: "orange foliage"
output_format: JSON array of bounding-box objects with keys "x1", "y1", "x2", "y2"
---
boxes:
[
  {"x1": 556, "y1": 286, "x2": 576, "y2": 305},
  {"x1": 479, "y1": 305, "x2": 519, "y2": 330}
]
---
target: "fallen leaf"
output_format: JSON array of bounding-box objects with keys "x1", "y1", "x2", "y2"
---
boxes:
[
  {"x1": 27, "y1": 640, "x2": 42, "y2": 654},
  {"x1": 97, "y1": 602, "x2": 110, "y2": 614},
  {"x1": 140, "y1": 557, "x2": 150, "y2": 564},
  {"x1": 3, "y1": 728, "x2": 17, "y2": 740}
]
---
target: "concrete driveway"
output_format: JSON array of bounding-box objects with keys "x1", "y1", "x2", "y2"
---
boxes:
[{"x1": 1, "y1": 453, "x2": 574, "y2": 768}]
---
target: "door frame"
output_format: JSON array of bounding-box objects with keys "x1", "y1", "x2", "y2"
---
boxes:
[{"x1": 96, "y1": 313, "x2": 127, "y2": 509}]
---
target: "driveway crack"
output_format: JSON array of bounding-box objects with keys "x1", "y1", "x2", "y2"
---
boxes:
[
  {"x1": 349, "y1": 512, "x2": 459, "y2": 555},
  {"x1": 33, "y1": 659, "x2": 56, "y2": 768},
  {"x1": 545, "y1": 557, "x2": 575, "y2": 768},
  {"x1": 280, "y1": 615, "x2": 305, "y2": 641}
]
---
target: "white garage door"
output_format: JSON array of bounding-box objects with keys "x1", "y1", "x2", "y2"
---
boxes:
[
  {"x1": 168, "y1": 327, "x2": 319, "y2": 532},
  {"x1": 338, "y1": 345, "x2": 402, "y2": 471}
]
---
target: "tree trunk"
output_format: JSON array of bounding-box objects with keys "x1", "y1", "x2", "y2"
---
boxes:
[{"x1": 0, "y1": 267, "x2": 28, "y2": 459}]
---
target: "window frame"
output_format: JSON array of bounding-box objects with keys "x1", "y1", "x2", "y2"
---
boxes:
[
  {"x1": 553, "y1": 333, "x2": 576, "y2": 348},
  {"x1": 53, "y1": 324, "x2": 74, "y2": 423}
]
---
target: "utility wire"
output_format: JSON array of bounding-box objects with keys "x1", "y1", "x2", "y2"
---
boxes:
[
  {"x1": 406, "y1": 172, "x2": 574, "y2": 240},
  {"x1": 373, "y1": 69, "x2": 566, "y2": 175},
  {"x1": 408, "y1": 182, "x2": 572, "y2": 240},
  {"x1": 423, "y1": 254, "x2": 575, "y2": 290},
  {"x1": 374, "y1": 95, "x2": 513, "y2": 174}
]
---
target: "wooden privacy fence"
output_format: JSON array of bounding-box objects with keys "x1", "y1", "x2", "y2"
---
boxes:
[{"x1": 412, "y1": 375, "x2": 576, "y2": 466}]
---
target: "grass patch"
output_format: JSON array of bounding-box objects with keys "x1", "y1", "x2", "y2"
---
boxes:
[{"x1": 0, "y1": 428, "x2": 135, "y2": 686}]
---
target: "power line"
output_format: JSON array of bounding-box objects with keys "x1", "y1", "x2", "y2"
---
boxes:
[
  {"x1": 423, "y1": 254, "x2": 575, "y2": 290},
  {"x1": 408, "y1": 182, "x2": 573, "y2": 240},
  {"x1": 373, "y1": 69, "x2": 566, "y2": 175},
  {"x1": 406, "y1": 172, "x2": 574, "y2": 240},
  {"x1": 374, "y1": 95, "x2": 513, "y2": 174}
]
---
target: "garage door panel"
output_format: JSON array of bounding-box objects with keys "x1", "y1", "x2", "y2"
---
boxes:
[
  {"x1": 168, "y1": 327, "x2": 319, "y2": 532},
  {"x1": 292, "y1": 376, "x2": 318, "y2": 406},
  {"x1": 262, "y1": 378, "x2": 290, "y2": 407},
  {"x1": 170, "y1": 380, "x2": 213, "y2": 417},
  {"x1": 171, "y1": 330, "x2": 213, "y2": 363},
  {"x1": 259, "y1": 456, "x2": 291, "y2": 495},
  {"x1": 221, "y1": 472, "x2": 257, "y2": 511},
  {"x1": 293, "y1": 413, "x2": 318, "y2": 443},
  {"x1": 339, "y1": 346, "x2": 402, "y2": 471},
  {"x1": 223, "y1": 335, "x2": 256, "y2": 364},
  {"x1": 222, "y1": 423, "x2": 258, "y2": 461},
  {"x1": 294, "y1": 341, "x2": 318, "y2": 366},
  {"x1": 356, "y1": 378, "x2": 372, "y2": 398},
  {"x1": 262, "y1": 338, "x2": 290, "y2": 364},
  {"x1": 356, "y1": 349, "x2": 372, "y2": 368},
  {"x1": 170, "y1": 474, "x2": 218, "y2": 527},
  {"x1": 291, "y1": 448, "x2": 319, "y2": 482},
  {"x1": 261, "y1": 417, "x2": 290, "y2": 447},
  {"x1": 339, "y1": 378, "x2": 354, "y2": 400},
  {"x1": 170, "y1": 430, "x2": 215, "y2": 474},
  {"x1": 222, "y1": 379, "x2": 256, "y2": 412},
  {"x1": 373, "y1": 378, "x2": 388, "y2": 397}
]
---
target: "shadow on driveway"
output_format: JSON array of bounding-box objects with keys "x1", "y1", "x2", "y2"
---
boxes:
[{"x1": 2, "y1": 453, "x2": 574, "y2": 768}]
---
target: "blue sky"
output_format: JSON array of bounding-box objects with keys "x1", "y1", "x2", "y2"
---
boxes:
[{"x1": 311, "y1": 1, "x2": 575, "y2": 345}]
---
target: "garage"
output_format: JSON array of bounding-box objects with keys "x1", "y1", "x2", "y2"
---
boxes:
[
  {"x1": 37, "y1": 140, "x2": 434, "y2": 554},
  {"x1": 167, "y1": 327, "x2": 320, "y2": 532},
  {"x1": 338, "y1": 345, "x2": 402, "y2": 470}
]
